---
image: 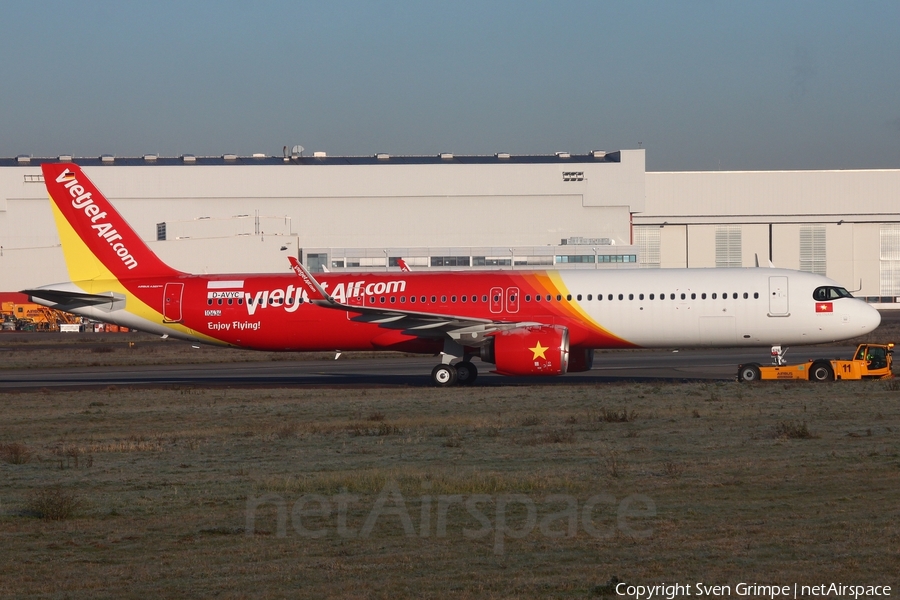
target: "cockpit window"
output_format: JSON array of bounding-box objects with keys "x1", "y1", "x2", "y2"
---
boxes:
[{"x1": 813, "y1": 286, "x2": 853, "y2": 301}]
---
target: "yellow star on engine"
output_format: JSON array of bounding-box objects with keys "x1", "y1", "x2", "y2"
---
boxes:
[{"x1": 529, "y1": 341, "x2": 548, "y2": 360}]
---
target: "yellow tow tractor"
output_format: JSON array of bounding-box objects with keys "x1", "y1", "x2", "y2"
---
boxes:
[{"x1": 738, "y1": 343, "x2": 894, "y2": 382}]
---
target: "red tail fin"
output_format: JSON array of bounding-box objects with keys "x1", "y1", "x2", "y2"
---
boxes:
[{"x1": 42, "y1": 163, "x2": 181, "y2": 280}]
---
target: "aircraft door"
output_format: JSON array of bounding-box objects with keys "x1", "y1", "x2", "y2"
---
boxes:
[
  {"x1": 163, "y1": 282, "x2": 184, "y2": 323},
  {"x1": 768, "y1": 276, "x2": 789, "y2": 316},
  {"x1": 506, "y1": 287, "x2": 520, "y2": 313},
  {"x1": 490, "y1": 287, "x2": 503, "y2": 314}
]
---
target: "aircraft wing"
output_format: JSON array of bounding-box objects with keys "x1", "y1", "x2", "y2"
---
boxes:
[{"x1": 287, "y1": 257, "x2": 531, "y2": 344}]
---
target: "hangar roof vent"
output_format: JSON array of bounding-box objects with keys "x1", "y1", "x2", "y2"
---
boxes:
[
  {"x1": 496, "y1": 152, "x2": 510, "y2": 160},
  {"x1": 223, "y1": 153, "x2": 238, "y2": 161},
  {"x1": 591, "y1": 150, "x2": 607, "y2": 159},
  {"x1": 313, "y1": 151, "x2": 327, "y2": 158},
  {"x1": 16, "y1": 155, "x2": 31, "y2": 164},
  {"x1": 440, "y1": 153, "x2": 453, "y2": 160},
  {"x1": 252, "y1": 153, "x2": 266, "y2": 158},
  {"x1": 143, "y1": 154, "x2": 158, "y2": 162},
  {"x1": 100, "y1": 154, "x2": 115, "y2": 163},
  {"x1": 376, "y1": 153, "x2": 390, "y2": 160},
  {"x1": 555, "y1": 151, "x2": 571, "y2": 159},
  {"x1": 182, "y1": 154, "x2": 196, "y2": 163},
  {"x1": 58, "y1": 154, "x2": 73, "y2": 161}
]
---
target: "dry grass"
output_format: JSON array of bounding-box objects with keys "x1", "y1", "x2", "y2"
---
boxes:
[
  {"x1": 26, "y1": 485, "x2": 83, "y2": 520},
  {"x1": 0, "y1": 442, "x2": 32, "y2": 464},
  {"x1": 0, "y1": 375, "x2": 898, "y2": 597}
]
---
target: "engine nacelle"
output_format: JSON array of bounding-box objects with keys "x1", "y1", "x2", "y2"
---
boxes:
[
  {"x1": 481, "y1": 325, "x2": 569, "y2": 376},
  {"x1": 567, "y1": 347, "x2": 594, "y2": 373}
]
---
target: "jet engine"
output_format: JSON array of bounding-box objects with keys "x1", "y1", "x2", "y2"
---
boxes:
[{"x1": 480, "y1": 325, "x2": 569, "y2": 376}]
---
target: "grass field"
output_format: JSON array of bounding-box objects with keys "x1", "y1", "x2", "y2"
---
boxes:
[{"x1": 1, "y1": 374, "x2": 899, "y2": 598}]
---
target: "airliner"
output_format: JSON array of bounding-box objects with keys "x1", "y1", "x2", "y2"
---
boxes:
[{"x1": 24, "y1": 163, "x2": 881, "y2": 386}]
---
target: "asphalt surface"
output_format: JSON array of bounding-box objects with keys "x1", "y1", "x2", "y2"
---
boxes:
[{"x1": 0, "y1": 346, "x2": 866, "y2": 390}]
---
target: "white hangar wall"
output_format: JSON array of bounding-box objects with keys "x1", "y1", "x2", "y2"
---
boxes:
[
  {"x1": 0, "y1": 151, "x2": 644, "y2": 291},
  {"x1": 634, "y1": 169, "x2": 900, "y2": 300},
  {"x1": 2, "y1": 152, "x2": 898, "y2": 300}
]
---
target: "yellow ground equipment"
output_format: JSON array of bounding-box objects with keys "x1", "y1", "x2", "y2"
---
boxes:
[
  {"x1": 738, "y1": 343, "x2": 894, "y2": 382},
  {"x1": 0, "y1": 301, "x2": 81, "y2": 332}
]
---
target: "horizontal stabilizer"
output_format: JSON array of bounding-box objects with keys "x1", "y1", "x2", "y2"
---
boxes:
[{"x1": 23, "y1": 288, "x2": 123, "y2": 307}]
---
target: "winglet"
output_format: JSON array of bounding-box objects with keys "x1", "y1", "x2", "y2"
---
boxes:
[{"x1": 288, "y1": 256, "x2": 334, "y2": 303}]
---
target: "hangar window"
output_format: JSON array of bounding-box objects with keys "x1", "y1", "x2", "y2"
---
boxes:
[
  {"x1": 880, "y1": 224, "x2": 900, "y2": 295},
  {"x1": 431, "y1": 256, "x2": 471, "y2": 267},
  {"x1": 597, "y1": 255, "x2": 637, "y2": 263},
  {"x1": 634, "y1": 226, "x2": 660, "y2": 268},
  {"x1": 556, "y1": 255, "x2": 594, "y2": 264},
  {"x1": 715, "y1": 225, "x2": 742, "y2": 268},
  {"x1": 473, "y1": 257, "x2": 511, "y2": 266},
  {"x1": 800, "y1": 225, "x2": 827, "y2": 276}
]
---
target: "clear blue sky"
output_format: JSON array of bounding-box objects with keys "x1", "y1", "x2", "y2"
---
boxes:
[{"x1": 2, "y1": 1, "x2": 898, "y2": 171}]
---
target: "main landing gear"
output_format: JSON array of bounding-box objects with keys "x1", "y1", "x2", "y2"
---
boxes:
[{"x1": 431, "y1": 361, "x2": 478, "y2": 387}]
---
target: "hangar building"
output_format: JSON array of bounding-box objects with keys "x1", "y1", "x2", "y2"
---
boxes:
[{"x1": 1, "y1": 150, "x2": 898, "y2": 306}]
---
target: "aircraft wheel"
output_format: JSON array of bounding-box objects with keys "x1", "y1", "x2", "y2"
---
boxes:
[
  {"x1": 810, "y1": 361, "x2": 834, "y2": 382},
  {"x1": 456, "y1": 361, "x2": 478, "y2": 385},
  {"x1": 738, "y1": 363, "x2": 761, "y2": 382},
  {"x1": 431, "y1": 364, "x2": 458, "y2": 387}
]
